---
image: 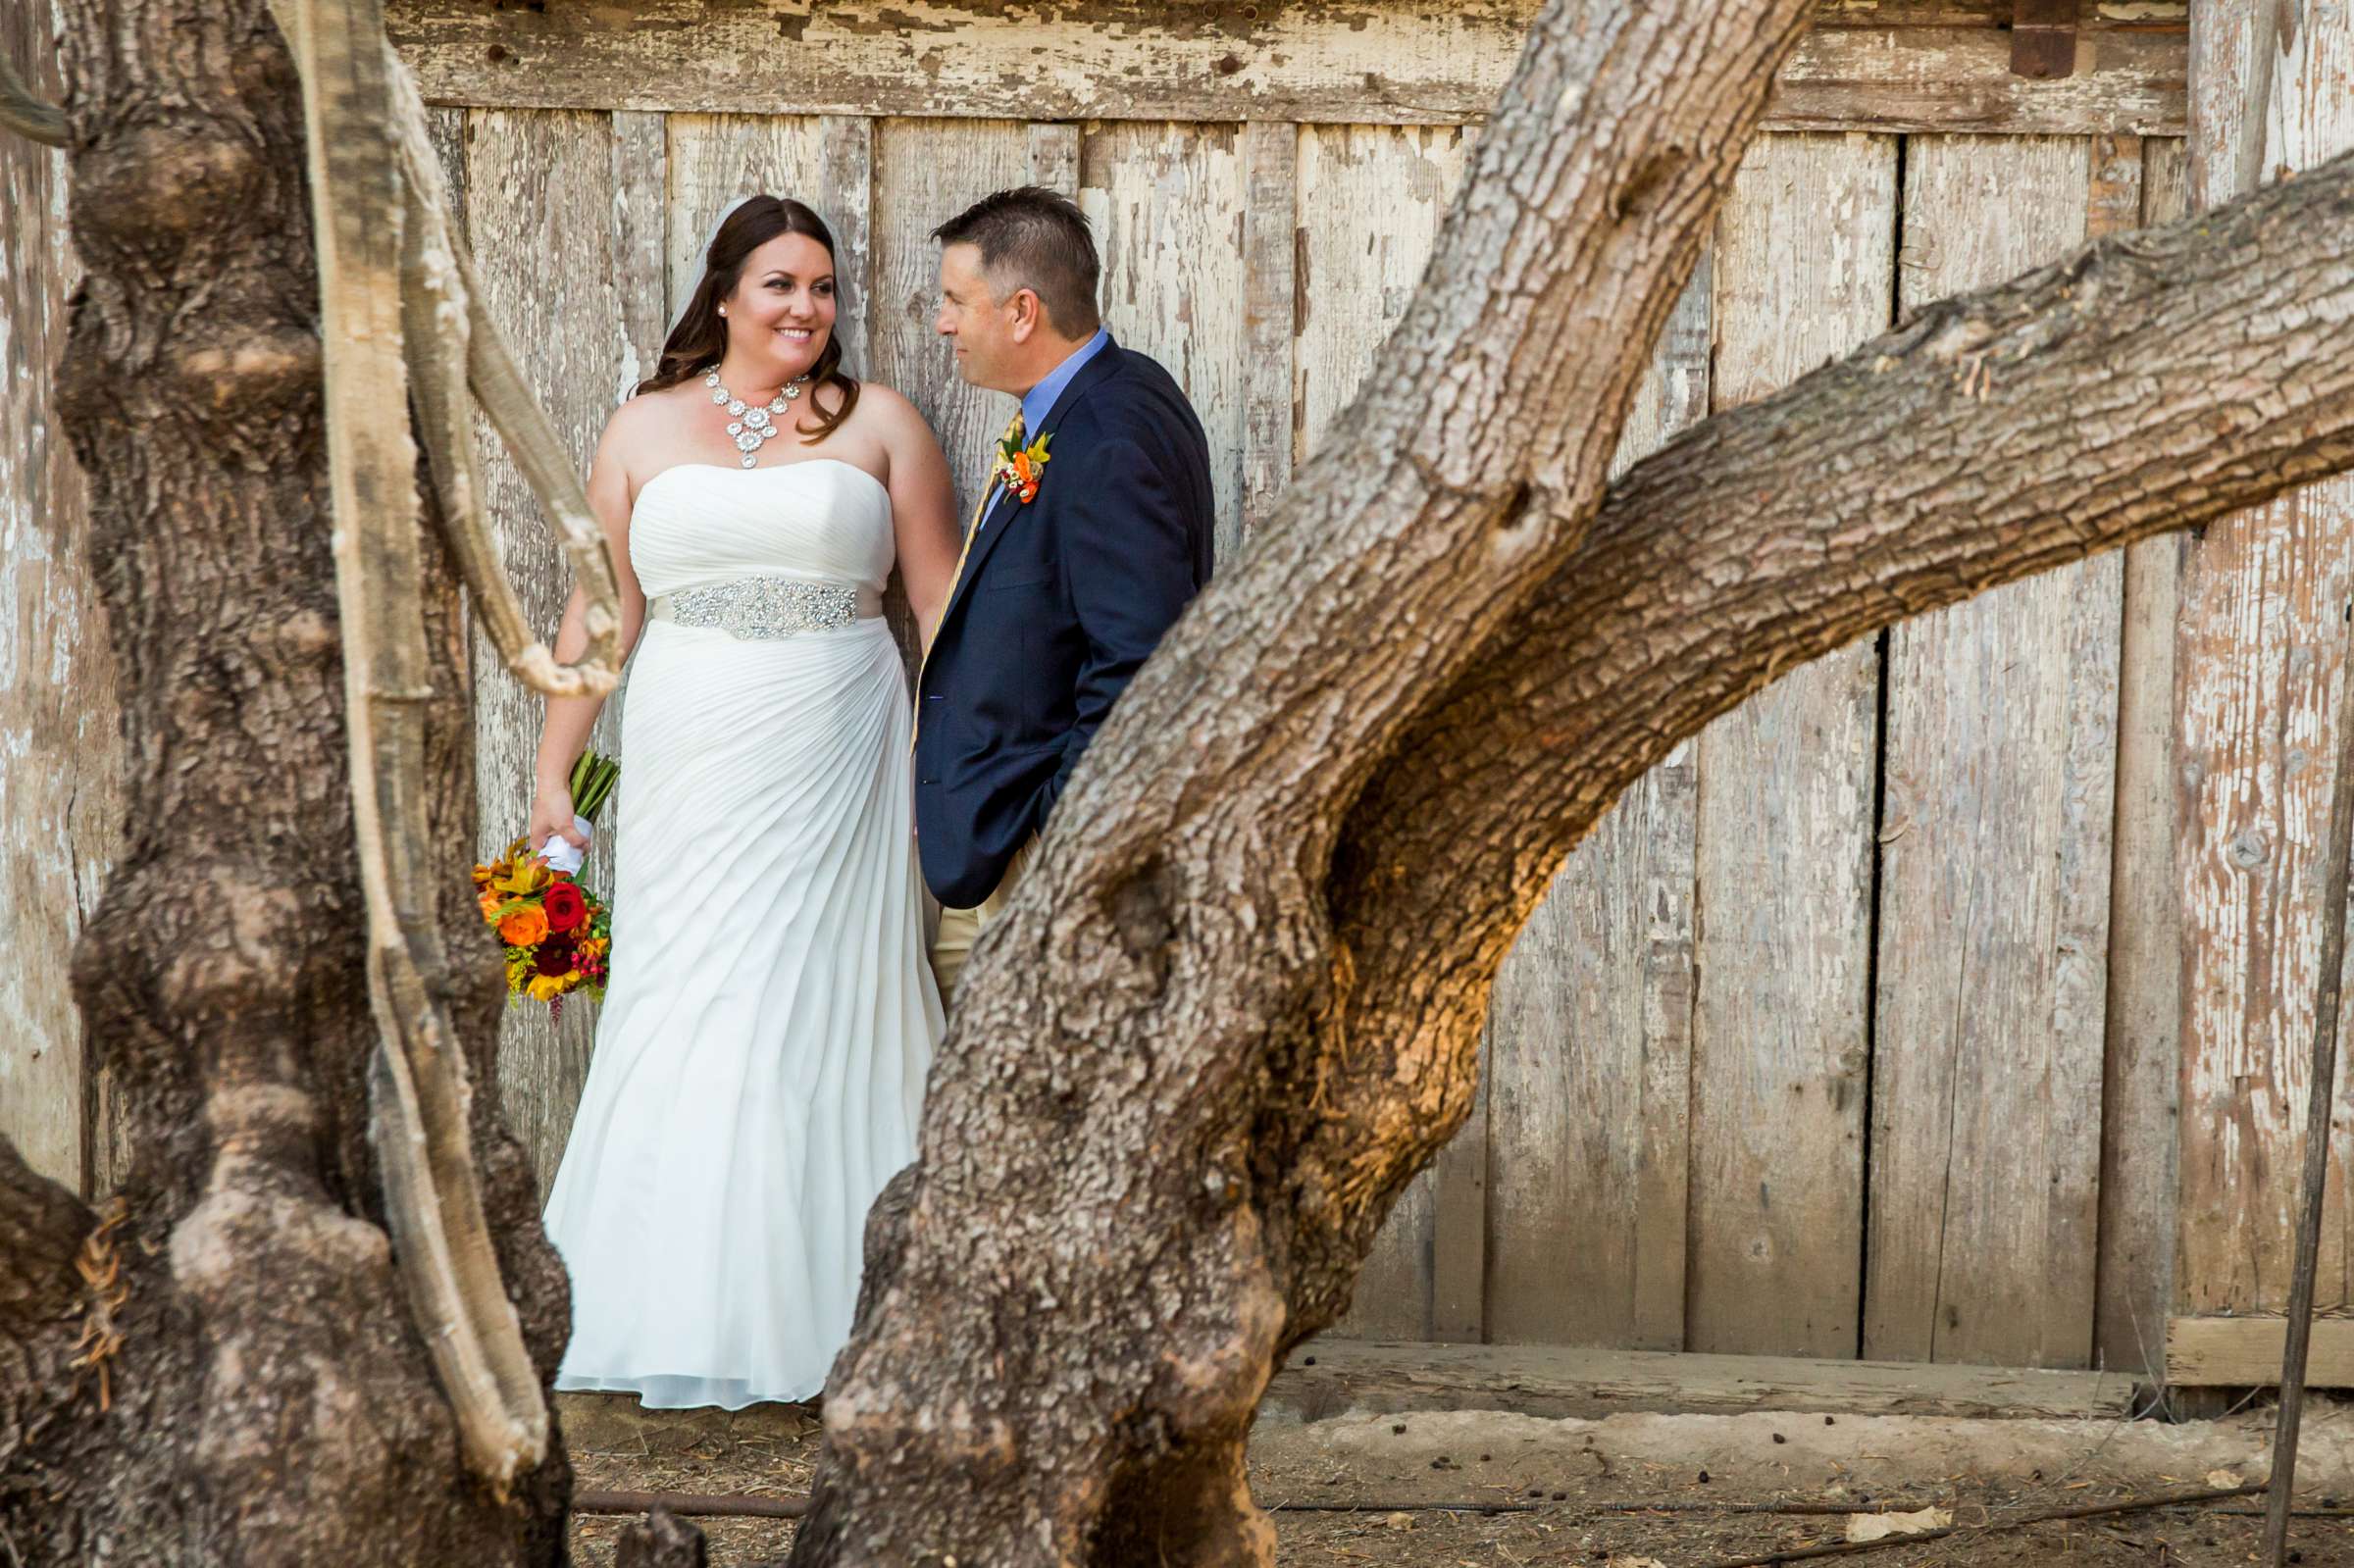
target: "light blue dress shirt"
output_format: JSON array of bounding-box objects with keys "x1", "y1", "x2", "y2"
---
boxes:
[{"x1": 1018, "y1": 327, "x2": 1111, "y2": 439}]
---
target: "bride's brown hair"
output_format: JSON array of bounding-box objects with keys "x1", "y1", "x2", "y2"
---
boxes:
[{"x1": 636, "y1": 195, "x2": 861, "y2": 444}]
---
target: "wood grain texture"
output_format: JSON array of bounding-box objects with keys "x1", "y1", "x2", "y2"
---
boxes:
[
  {"x1": 1079, "y1": 123, "x2": 1248, "y2": 565},
  {"x1": 816, "y1": 116, "x2": 877, "y2": 379},
  {"x1": 464, "y1": 109, "x2": 640, "y2": 1198},
  {"x1": 1292, "y1": 124, "x2": 1471, "y2": 461},
  {"x1": 1239, "y1": 121, "x2": 1296, "y2": 549},
  {"x1": 1484, "y1": 259, "x2": 1710, "y2": 1351},
  {"x1": 1686, "y1": 131, "x2": 1895, "y2": 1360},
  {"x1": 2167, "y1": 1315, "x2": 2354, "y2": 1388},
  {"x1": 1027, "y1": 122, "x2": 1080, "y2": 198},
  {"x1": 386, "y1": 1, "x2": 2185, "y2": 135},
  {"x1": 0, "y1": 0, "x2": 117, "y2": 1196},
  {"x1": 664, "y1": 114, "x2": 827, "y2": 326},
  {"x1": 1866, "y1": 135, "x2": 2111, "y2": 1371},
  {"x1": 2175, "y1": 4, "x2": 2354, "y2": 1318},
  {"x1": 869, "y1": 120, "x2": 1030, "y2": 535},
  {"x1": 1292, "y1": 121, "x2": 1473, "y2": 1340},
  {"x1": 2095, "y1": 134, "x2": 2183, "y2": 1384}
]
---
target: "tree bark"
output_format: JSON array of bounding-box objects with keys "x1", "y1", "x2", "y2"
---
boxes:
[
  {"x1": 797, "y1": 23, "x2": 2354, "y2": 1568},
  {"x1": 0, "y1": 2, "x2": 571, "y2": 1562}
]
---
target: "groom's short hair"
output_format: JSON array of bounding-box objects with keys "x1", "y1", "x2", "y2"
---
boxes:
[{"x1": 934, "y1": 186, "x2": 1102, "y2": 339}]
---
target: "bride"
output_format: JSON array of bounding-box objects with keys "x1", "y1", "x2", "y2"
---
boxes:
[{"x1": 527, "y1": 194, "x2": 960, "y2": 1407}]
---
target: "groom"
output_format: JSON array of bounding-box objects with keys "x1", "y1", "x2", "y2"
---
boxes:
[{"x1": 916, "y1": 186, "x2": 1215, "y2": 997}]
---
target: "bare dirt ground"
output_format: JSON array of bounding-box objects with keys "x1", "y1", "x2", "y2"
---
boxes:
[{"x1": 566, "y1": 1397, "x2": 2354, "y2": 1566}]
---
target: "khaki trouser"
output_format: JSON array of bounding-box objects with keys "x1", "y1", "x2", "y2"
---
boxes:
[{"x1": 929, "y1": 837, "x2": 1035, "y2": 1002}]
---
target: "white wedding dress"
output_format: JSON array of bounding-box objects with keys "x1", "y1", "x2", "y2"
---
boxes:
[{"x1": 542, "y1": 457, "x2": 943, "y2": 1409}]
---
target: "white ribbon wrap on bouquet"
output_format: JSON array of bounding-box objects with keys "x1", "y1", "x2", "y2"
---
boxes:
[{"x1": 537, "y1": 814, "x2": 593, "y2": 877}]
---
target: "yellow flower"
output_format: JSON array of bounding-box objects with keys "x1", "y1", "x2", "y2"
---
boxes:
[{"x1": 527, "y1": 974, "x2": 568, "y2": 1003}]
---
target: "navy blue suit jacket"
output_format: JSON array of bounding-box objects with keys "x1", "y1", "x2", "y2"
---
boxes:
[{"x1": 914, "y1": 341, "x2": 1214, "y2": 907}]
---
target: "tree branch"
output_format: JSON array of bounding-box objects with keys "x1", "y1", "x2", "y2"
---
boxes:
[
  {"x1": 386, "y1": 43, "x2": 623, "y2": 702},
  {"x1": 269, "y1": 0, "x2": 548, "y2": 1492},
  {"x1": 1308, "y1": 144, "x2": 2354, "y2": 1269},
  {"x1": 0, "y1": 1137, "x2": 95, "y2": 1481},
  {"x1": 805, "y1": 1, "x2": 1821, "y2": 1559},
  {"x1": 0, "y1": 44, "x2": 65, "y2": 147}
]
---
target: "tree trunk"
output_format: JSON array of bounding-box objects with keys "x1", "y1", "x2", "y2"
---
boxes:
[
  {"x1": 0, "y1": 2, "x2": 572, "y2": 1562},
  {"x1": 795, "y1": 17, "x2": 2354, "y2": 1568}
]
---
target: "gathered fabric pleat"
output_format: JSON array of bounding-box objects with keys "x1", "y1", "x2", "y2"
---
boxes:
[{"x1": 543, "y1": 459, "x2": 942, "y2": 1409}]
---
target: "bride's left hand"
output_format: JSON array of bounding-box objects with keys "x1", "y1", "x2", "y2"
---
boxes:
[{"x1": 529, "y1": 784, "x2": 587, "y2": 855}]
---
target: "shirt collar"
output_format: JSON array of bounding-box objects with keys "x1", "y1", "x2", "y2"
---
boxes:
[{"x1": 1018, "y1": 328, "x2": 1111, "y2": 436}]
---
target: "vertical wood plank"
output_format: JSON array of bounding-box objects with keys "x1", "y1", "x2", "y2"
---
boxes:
[
  {"x1": 870, "y1": 120, "x2": 1033, "y2": 531},
  {"x1": 1292, "y1": 124, "x2": 1472, "y2": 464},
  {"x1": 1867, "y1": 135, "x2": 2111, "y2": 1371},
  {"x1": 1028, "y1": 122, "x2": 1081, "y2": 197},
  {"x1": 664, "y1": 114, "x2": 828, "y2": 324},
  {"x1": 817, "y1": 115, "x2": 876, "y2": 377},
  {"x1": 467, "y1": 109, "x2": 636, "y2": 1199},
  {"x1": 1292, "y1": 122, "x2": 1472, "y2": 1340},
  {"x1": 1079, "y1": 123, "x2": 1248, "y2": 565},
  {"x1": 1238, "y1": 121, "x2": 1296, "y2": 552},
  {"x1": 1484, "y1": 258, "x2": 1711, "y2": 1351},
  {"x1": 2175, "y1": 13, "x2": 2354, "y2": 1318},
  {"x1": 1687, "y1": 131, "x2": 1896, "y2": 1360},
  {"x1": 2095, "y1": 134, "x2": 2181, "y2": 1383},
  {"x1": 0, "y1": 0, "x2": 118, "y2": 1195},
  {"x1": 611, "y1": 111, "x2": 669, "y2": 388}
]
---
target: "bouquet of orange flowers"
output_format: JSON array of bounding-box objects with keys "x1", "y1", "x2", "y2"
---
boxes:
[{"x1": 472, "y1": 751, "x2": 620, "y2": 1017}]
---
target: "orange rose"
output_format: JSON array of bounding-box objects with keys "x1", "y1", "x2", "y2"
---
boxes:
[
  {"x1": 478, "y1": 888, "x2": 504, "y2": 922},
  {"x1": 498, "y1": 905, "x2": 549, "y2": 946}
]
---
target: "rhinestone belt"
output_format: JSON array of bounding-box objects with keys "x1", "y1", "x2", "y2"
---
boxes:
[{"x1": 646, "y1": 578, "x2": 881, "y2": 639}]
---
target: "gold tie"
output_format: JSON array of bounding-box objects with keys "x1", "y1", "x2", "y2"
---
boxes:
[
  {"x1": 916, "y1": 411, "x2": 1023, "y2": 736},
  {"x1": 928, "y1": 409, "x2": 1023, "y2": 650}
]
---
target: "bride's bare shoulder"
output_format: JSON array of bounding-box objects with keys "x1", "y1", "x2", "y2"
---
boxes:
[{"x1": 599, "y1": 380, "x2": 698, "y2": 463}]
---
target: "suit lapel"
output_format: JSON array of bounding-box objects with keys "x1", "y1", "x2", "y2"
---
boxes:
[{"x1": 934, "y1": 341, "x2": 1125, "y2": 641}]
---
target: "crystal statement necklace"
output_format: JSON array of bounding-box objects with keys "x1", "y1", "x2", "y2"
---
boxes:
[{"x1": 706, "y1": 367, "x2": 812, "y2": 468}]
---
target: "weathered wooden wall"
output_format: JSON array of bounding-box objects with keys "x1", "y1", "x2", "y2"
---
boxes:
[
  {"x1": 25, "y1": 0, "x2": 2351, "y2": 1387},
  {"x1": 0, "y1": 0, "x2": 121, "y2": 1197}
]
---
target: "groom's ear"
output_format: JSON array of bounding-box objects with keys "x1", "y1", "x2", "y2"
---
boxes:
[{"x1": 1006, "y1": 285, "x2": 1047, "y2": 344}]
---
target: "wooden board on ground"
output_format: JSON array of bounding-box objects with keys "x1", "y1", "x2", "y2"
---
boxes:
[
  {"x1": 1264, "y1": 1340, "x2": 2139, "y2": 1424},
  {"x1": 1865, "y1": 134, "x2": 2111, "y2": 1371},
  {"x1": 0, "y1": 0, "x2": 118, "y2": 1197},
  {"x1": 1483, "y1": 259, "x2": 1710, "y2": 1352},
  {"x1": 388, "y1": 0, "x2": 2185, "y2": 136},
  {"x1": 464, "y1": 108, "x2": 648, "y2": 1198},
  {"x1": 2167, "y1": 1316, "x2": 2354, "y2": 1388},
  {"x1": 1684, "y1": 131, "x2": 1895, "y2": 1360},
  {"x1": 2173, "y1": 5, "x2": 2354, "y2": 1320}
]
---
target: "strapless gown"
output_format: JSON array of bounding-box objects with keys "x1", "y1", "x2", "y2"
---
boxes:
[{"x1": 542, "y1": 457, "x2": 944, "y2": 1409}]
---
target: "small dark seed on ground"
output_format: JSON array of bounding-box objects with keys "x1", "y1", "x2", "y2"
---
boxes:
[
  {"x1": 1772, "y1": 1433, "x2": 1787, "y2": 1444},
  {"x1": 1391, "y1": 1424, "x2": 1407, "y2": 1435},
  {"x1": 1698, "y1": 1471, "x2": 1711, "y2": 1484},
  {"x1": 1552, "y1": 1492, "x2": 1567, "y2": 1501}
]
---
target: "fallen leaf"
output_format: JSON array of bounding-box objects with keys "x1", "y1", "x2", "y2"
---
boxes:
[
  {"x1": 1604, "y1": 1558, "x2": 1668, "y2": 1568},
  {"x1": 1382, "y1": 1511, "x2": 1414, "y2": 1531},
  {"x1": 1844, "y1": 1506, "x2": 1954, "y2": 1543},
  {"x1": 2206, "y1": 1469, "x2": 2244, "y2": 1489}
]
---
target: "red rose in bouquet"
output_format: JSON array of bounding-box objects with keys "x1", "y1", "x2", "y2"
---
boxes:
[{"x1": 542, "y1": 878, "x2": 588, "y2": 935}]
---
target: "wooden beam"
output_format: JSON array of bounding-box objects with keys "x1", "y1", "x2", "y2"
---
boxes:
[
  {"x1": 2167, "y1": 1317, "x2": 2354, "y2": 1388},
  {"x1": 387, "y1": 1, "x2": 2185, "y2": 135},
  {"x1": 1270, "y1": 1340, "x2": 2139, "y2": 1422}
]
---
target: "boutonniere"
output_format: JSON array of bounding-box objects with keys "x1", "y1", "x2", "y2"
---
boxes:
[{"x1": 993, "y1": 429, "x2": 1052, "y2": 504}]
